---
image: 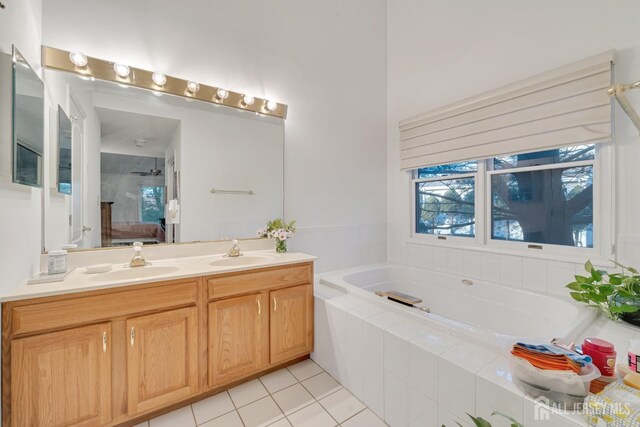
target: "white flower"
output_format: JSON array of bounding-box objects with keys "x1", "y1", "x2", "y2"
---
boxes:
[{"x1": 256, "y1": 227, "x2": 267, "y2": 237}]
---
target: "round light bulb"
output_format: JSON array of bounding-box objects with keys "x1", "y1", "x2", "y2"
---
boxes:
[
  {"x1": 186, "y1": 81, "x2": 200, "y2": 94},
  {"x1": 152, "y1": 72, "x2": 166, "y2": 87},
  {"x1": 69, "y1": 51, "x2": 88, "y2": 68},
  {"x1": 113, "y1": 63, "x2": 130, "y2": 78},
  {"x1": 265, "y1": 100, "x2": 278, "y2": 112},
  {"x1": 216, "y1": 88, "x2": 229, "y2": 101},
  {"x1": 242, "y1": 95, "x2": 255, "y2": 106}
]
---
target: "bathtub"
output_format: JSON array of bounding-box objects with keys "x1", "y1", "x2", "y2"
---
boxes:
[{"x1": 319, "y1": 263, "x2": 598, "y2": 349}]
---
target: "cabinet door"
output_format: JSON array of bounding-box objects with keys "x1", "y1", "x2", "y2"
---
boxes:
[
  {"x1": 209, "y1": 293, "x2": 268, "y2": 387},
  {"x1": 127, "y1": 307, "x2": 198, "y2": 415},
  {"x1": 11, "y1": 323, "x2": 112, "y2": 427},
  {"x1": 270, "y1": 284, "x2": 313, "y2": 364}
]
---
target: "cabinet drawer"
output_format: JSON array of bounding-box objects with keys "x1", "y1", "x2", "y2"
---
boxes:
[
  {"x1": 207, "y1": 263, "x2": 312, "y2": 299},
  {"x1": 11, "y1": 280, "x2": 198, "y2": 336}
]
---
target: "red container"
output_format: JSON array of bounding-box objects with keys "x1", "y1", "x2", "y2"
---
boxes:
[{"x1": 583, "y1": 338, "x2": 616, "y2": 377}]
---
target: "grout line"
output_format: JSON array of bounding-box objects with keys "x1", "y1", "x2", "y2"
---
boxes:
[{"x1": 189, "y1": 404, "x2": 197, "y2": 426}]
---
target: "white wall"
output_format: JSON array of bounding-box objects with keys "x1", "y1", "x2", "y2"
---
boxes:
[
  {"x1": 387, "y1": 0, "x2": 640, "y2": 292},
  {"x1": 42, "y1": 0, "x2": 389, "y2": 272},
  {"x1": 0, "y1": 1, "x2": 43, "y2": 293}
]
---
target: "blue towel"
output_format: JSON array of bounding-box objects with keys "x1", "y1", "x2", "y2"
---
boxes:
[{"x1": 516, "y1": 342, "x2": 592, "y2": 366}]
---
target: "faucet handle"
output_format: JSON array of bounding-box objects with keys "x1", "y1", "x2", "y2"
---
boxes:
[
  {"x1": 231, "y1": 239, "x2": 239, "y2": 246},
  {"x1": 133, "y1": 241, "x2": 143, "y2": 248}
]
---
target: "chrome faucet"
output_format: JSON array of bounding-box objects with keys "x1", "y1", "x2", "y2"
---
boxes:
[
  {"x1": 129, "y1": 242, "x2": 147, "y2": 267},
  {"x1": 225, "y1": 239, "x2": 241, "y2": 257}
]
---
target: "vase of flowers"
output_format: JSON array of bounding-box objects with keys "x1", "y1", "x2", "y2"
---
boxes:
[{"x1": 257, "y1": 218, "x2": 296, "y2": 253}]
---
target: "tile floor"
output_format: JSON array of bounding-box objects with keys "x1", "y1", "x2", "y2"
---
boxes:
[{"x1": 136, "y1": 359, "x2": 388, "y2": 427}]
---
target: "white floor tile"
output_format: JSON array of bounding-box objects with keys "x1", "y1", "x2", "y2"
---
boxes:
[
  {"x1": 272, "y1": 383, "x2": 315, "y2": 415},
  {"x1": 261, "y1": 368, "x2": 299, "y2": 393},
  {"x1": 237, "y1": 396, "x2": 285, "y2": 427},
  {"x1": 133, "y1": 422, "x2": 149, "y2": 427},
  {"x1": 318, "y1": 388, "x2": 365, "y2": 424},
  {"x1": 287, "y1": 402, "x2": 337, "y2": 427},
  {"x1": 199, "y1": 410, "x2": 244, "y2": 427},
  {"x1": 268, "y1": 419, "x2": 293, "y2": 427},
  {"x1": 288, "y1": 359, "x2": 324, "y2": 381},
  {"x1": 149, "y1": 406, "x2": 195, "y2": 427},
  {"x1": 342, "y1": 409, "x2": 388, "y2": 427},
  {"x1": 301, "y1": 372, "x2": 342, "y2": 399},
  {"x1": 229, "y1": 378, "x2": 269, "y2": 408},
  {"x1": 191, "y1": 391, "x2": 235, "y2": 424}
]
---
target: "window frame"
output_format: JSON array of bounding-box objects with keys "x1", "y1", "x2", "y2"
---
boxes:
[{"x1": 408, "y1": 143, "x2": 614, "y2": 263}]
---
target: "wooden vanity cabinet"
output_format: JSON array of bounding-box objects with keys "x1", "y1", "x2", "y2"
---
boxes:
[
  {"x1": 208, "y1": 293, "x2": 269, "y2": 387},
  {"x1": 2, "y1": 261, "x2": 313, "y2": 427},
  {"x1": 126, "y1": 307, "x2": 199, "y2": 415},
  {"x1": 11, "y1": 323, "x2": 112, "y2": 427},
  {"x1": 270, "y1": 284, "x2": 313, "y2": 365}
]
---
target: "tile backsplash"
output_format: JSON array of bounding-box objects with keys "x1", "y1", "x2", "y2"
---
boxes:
[
  {"x1": 288, "y1": 224, "x2": 387, "y2": 273},
  {"x1": 388, "y1": 224, "x2": 617, "y2": 297}
]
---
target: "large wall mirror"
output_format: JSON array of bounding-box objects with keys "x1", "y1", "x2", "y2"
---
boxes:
[
  {"x1": 43, "y1": 68, "x2": 284, "y2": 251},
  {"x1": 12, "y1": 47, "x2": 45, "y2": 188}
]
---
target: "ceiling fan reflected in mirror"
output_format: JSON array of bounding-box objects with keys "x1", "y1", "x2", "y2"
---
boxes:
[{"x1": 131, "y1": 157, "x2": 163, "y2": 177}]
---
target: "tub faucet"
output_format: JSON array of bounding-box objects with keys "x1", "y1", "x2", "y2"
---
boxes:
[
  {"x1": 129, "y1": 242, "x2": 147, "y2": 267},
  {"x1": 226, "y1": 239, "x2": 241, "y2": 257}
]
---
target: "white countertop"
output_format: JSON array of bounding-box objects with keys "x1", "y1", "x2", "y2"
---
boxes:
[{"x1": 2, "y1": 250, "x2": 316, "y2": 302}]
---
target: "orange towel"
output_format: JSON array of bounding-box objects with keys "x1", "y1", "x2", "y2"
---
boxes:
[{"x1": 511, "y1": 344, "x2": 582, "y2": 373}]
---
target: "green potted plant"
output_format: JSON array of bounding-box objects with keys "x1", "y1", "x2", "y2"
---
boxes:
[{"x1": 567, "y1": 260, "x2": 640, "y2": 324}]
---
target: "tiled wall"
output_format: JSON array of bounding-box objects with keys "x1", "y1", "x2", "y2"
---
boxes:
[
  {"x1": 388, "y1": 224, "x2": 614, "y2": 297},
  {"x1": 288, "y1": 224, "x2": 387, "y2": 274}
]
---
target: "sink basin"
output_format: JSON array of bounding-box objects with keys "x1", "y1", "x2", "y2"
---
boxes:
[
  {"x1": 209, "y1": 255, "x2": 277, "y2": 267},
  {"x1": 88, "y1": 266, "x2": 181, "y2": 282}
]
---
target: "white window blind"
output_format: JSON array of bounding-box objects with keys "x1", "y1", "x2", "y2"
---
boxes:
[{"x1": 399, "y1": 51, "x2": 614, "y2": 170}]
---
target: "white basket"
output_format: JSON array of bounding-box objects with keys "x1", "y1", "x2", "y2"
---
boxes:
[{"x1": 509, "y1": 355, "x2": 601, "y2": 407}]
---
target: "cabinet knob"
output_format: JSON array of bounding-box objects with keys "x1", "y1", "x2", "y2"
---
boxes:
[
  {"x1": 102, "y1": 331, "x2": 107, "y2": 353},
  {"x1": 257, "y1": 298, "x2": 261, "y2": 315},
  {"x1": 130, "y1": 327, "x2": 135, "y2": 347},
  {"x1": 273, "y1": 297, "x2": 277, "y2": 312}
]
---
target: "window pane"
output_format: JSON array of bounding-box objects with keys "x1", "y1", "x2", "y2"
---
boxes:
[
  {"x1": 493, "y1": 145, "x2": 595, "y2": 170},
  {"x1": 491, "y1": 166, "x2": 593, "y2": 247},
  {"x1": 417, "y1": 161, "x2": 477, "y2": 178},
  {"x1": 415, "y1": 178, "x2": 475, "y2": 237},
  {"x1": 140, "y1": 186, "x2": 165, "y2": 224}
]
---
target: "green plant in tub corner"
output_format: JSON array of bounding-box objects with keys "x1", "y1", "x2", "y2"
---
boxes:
[
  {"x1": 566, "y1": 260, "x2": 640, "y2": 321},
  {"x1": 257, "y1": 218, "x2": 296, "y2": 253},
  {"x1": 442, "y1": 411, "x2": 523, "y2": 427}
]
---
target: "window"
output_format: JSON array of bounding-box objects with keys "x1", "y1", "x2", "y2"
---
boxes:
[
  {"x1": 139, "y1": 186, "x2": 165, "y2": 224},
  {"x1": 412, "y1": 144, "x2": 605, "y2": 254},
  {"x1": 415, "y1": 162, "x2": 477, "y2": 237}
]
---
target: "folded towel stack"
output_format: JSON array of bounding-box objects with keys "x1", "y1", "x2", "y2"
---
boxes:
[{"x1": 511, "y1": 342, "x2": 593, "y2": 373}]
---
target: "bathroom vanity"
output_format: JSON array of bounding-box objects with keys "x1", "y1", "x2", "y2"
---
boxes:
[{"x1": 1, "y1": 255, "x2": 314, "y2": 427}]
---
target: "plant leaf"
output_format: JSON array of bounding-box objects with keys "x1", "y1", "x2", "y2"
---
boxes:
[
  {"x1": 492, "y1": 411, "x2": 524, "y2": 427},
  {"x1": 466, "y1": 414, "x2": 492, "y2": 427},
  {"x1": 566, "y1": 282, "x2": 583, "y2": 291},
  {"x1": 585, "y1": 260, "x2": 594, "y2": 273}
]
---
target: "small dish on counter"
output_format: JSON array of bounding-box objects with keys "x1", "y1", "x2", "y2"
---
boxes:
[{"x1": 84, "y1": 264, "x2": 113, "y2": 274}]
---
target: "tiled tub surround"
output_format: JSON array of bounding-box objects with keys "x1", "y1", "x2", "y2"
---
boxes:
[
  {"x1": 321, "y1": 264, "x2": 597, "y2": 345},
  {"x1": 389, "y1": 230, "x2": 617, "y2": 298},
  {"x1": 312, "y1": 265, "x2": 602, "y2": 427}
]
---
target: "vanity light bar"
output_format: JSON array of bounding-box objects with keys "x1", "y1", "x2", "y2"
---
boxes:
[{"x1": 41, "y1": 46, "x2": 288, "y2": 119}]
